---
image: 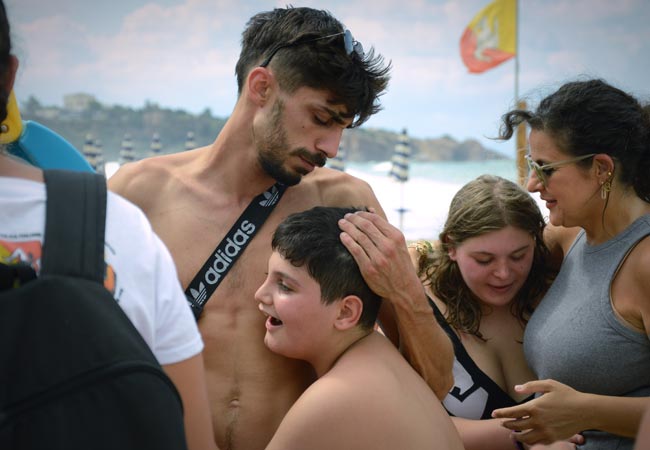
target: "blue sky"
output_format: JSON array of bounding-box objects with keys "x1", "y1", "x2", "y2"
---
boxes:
[{"x1": 6, "y1": 0, "x2": 650, "y2": 157}]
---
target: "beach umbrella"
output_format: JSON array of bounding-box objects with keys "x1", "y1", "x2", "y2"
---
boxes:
[
  {"x1": 93, "y1": 138, "x2": 105, "y2": 176},
  {"x1": 119, "y1": 133, "x2": 136, "y2": 165},
  {"x1": 328, "y1": 143, "x2": 346, "y2": 171},
  {"x1": 389, "y1": 129, "x2": 410, "y2": 182},
  {"x1": 150, "y1": 132, "x2": 162, "y2": 157},
  {"x1": 388, "y1": 129, "x2": 411, "y2": 231},
  {"x1": 82, "y1": 133, "x2": 100, "y2": 171},
  {"x1": 184, "y1": 131, "x2": 195, "y2": 151}
]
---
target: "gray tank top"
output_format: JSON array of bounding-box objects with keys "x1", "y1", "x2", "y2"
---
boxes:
[{"x1": 524, "y1": 215, "x2": 650, "y2": 450}]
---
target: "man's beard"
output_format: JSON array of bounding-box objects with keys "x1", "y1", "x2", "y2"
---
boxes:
[{"x1": 257, "y1": 99, "x2": 326, "y2": 186}]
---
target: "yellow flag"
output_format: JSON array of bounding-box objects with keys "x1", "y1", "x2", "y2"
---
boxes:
[{"x1": 460, "y1": 0, "x2": 516, "y2": 73}]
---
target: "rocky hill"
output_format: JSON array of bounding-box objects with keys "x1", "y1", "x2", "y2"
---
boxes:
[
  {"x1": 21, "y1": 94, "x2": 505, "y2": 162},
  {"x1": 341, "y1": 128, "x2": 505, "y2": 162}
]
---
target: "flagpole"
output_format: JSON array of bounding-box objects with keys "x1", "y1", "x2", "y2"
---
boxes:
[
  {"x1": 459, "y1": 0, "x2": 524, "y2": 181},
  {"x1": 514, "y1": 0, "x2": 519, "y2": 103},
  {"x1": 514, "y1": 0, "x2": 527, "y2": 186}
]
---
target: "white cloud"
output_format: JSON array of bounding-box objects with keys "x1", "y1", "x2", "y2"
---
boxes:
[
  {"x1": 538, "y1": 0, "x2": 642, "y2": 21},
  {"x1": 10, "y1": 0, "x2": 650, "y2": 151}
]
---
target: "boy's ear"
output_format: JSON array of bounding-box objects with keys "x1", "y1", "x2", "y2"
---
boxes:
[
  {"x1": 246, "y1": 66, "x2": 275, "y2": 107},
  {"x1": 333, "y1": 295, "x2": 363, "y2": 331}
]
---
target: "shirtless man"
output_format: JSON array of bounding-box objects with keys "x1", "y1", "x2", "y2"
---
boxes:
[
  {"x1": 257, "y1": 207, "x2": 464, "y2": 450},
  {"x1": 109, "y1": 7, "x2": 453, "y2": 450}
]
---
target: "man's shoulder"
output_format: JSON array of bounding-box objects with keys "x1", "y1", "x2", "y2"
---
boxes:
[
  {"x1": 305, "y1": 166, "x2": 367, "y2": 186},
  {"x1": 110, "y1": 154, "x2": 177, "y2": 188},
  {"x1": 299, "y1": 167, "x2": 381, "y2": 210},
  {"x1": 108, "y1": 154, "x2": 182, "y2": 211}
]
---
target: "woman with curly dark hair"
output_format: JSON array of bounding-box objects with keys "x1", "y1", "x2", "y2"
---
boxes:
[{"x1": 492, "y1": 79, "x2": 650, "y2": 450}]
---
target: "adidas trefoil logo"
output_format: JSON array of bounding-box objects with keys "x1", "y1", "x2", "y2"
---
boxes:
[
  {"x1": 259, "y1": 185, "x2": 281, "y2": 207},
  {"x1": 190, "y1": 281, "x2": 207, "y2": 305}
]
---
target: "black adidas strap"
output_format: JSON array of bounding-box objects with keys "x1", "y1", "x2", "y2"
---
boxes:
[{"x1": 185, "y1": 183, "x2": 287, "y2": 320}]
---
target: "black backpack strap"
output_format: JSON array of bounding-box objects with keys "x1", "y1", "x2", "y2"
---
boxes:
[{"x1": 40, "y1": 170, "x2": 107, "y2": 282}]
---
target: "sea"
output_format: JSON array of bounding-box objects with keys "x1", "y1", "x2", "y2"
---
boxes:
[
  {"x1": 342, "y1": 159, "x2": 547, "y2": 241},
  {"x1": 106, "y1": 158, "x2": 546, "y2": 241}
]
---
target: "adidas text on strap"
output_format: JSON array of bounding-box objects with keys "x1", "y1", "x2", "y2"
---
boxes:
[{"x1": 185, "y1": 183, "x2": 287, "y2": 320}]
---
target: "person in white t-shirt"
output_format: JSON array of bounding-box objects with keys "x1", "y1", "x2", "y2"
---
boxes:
[{"x1": 0, "y1": 2, "x2": 217, "y2": 448}]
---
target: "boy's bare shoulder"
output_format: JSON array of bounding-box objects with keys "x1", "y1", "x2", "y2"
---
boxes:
[{"x1": 266, "y1": 376, "x2": 388, "y2": 450}]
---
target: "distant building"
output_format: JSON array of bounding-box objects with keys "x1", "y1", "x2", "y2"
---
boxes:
[
  {"x1": 144, "y1": 110, "x2": 164, "y2": 127},
  {"x1": 33, "y1": 107, "x2": 60, "y2": 120},
  {"x1": 63, "y1": 93, "x2": 97, "y2": 112}
]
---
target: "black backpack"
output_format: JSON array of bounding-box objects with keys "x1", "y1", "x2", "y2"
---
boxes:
[{"x1": 0, "y1": 170, "x2": 188, "y2": 450}]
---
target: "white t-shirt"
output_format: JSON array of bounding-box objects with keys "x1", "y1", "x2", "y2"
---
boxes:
[{"x1": 0, "y1": 176, "x2": 203, "y2": 365}]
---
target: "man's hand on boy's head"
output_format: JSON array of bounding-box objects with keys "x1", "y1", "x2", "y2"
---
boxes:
[
  {"x1": 338, "y1": 211, "x2": 423, "y2": 304},
  {"x1": 340, "y1": 210, "x2": 455, "y2": 399}
]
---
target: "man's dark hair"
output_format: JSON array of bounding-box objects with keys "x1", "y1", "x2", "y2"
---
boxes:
[
  {"x1": 272, "y1": 206, "x2": 382, "y2": 329},
  {"x1": 235, "y1": 7, "x2": 390, "y2": 128}
]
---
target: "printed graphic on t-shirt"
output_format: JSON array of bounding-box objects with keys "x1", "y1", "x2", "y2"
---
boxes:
[
  {"x1": 0, "y1": 239, "x2": 42, "y2": 272},
  {"x1": 1, "y1": 238, "x2": 117, "y2": 295}
]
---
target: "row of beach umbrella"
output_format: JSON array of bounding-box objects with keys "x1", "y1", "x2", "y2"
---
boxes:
[
  {"x1": 327, "y1": 128, "x2": 410, "y2": 182},
  {"x1": 82, "y1": 131, "x2": 196, "y2": 173},
  {"x1": 84, "y1": 128, "x2": 412, "y2": 230},
  {"x1": 327, "y1": 128, "x2": 411, "y2": 230}
]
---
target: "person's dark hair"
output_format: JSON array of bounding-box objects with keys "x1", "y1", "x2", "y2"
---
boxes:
[
  {"x1": 0, "y1": 0, "x2": 11, "y2": 123},
  {"x1": 235, "y1": 6, "x2": 390, "y2": 128},
  {"x1": 498, "y1": 79, "x2": 650, "y2": 203},
  {"x1": 417, "y1": 175, "x2": 552, "y2": 339},
  {"x1": 272, "y1": 206, "x2": 382, "y2": 330}
]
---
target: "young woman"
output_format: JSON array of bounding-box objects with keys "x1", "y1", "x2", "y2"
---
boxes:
[{"x1": 410, "y1": 174, "x2": 558, "y2": 450}]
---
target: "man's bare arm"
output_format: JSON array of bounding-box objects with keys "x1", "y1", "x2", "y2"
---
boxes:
[{"x1": 339, "y1": 211, "x2": 454, "y2": 399}]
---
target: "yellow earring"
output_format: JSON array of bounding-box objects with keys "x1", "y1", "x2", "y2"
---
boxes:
[{"x1": 601, "y1": 171, "x2": 612, "y2": 200}]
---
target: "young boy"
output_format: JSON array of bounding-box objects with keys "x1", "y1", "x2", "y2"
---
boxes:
[{"x1": 256, "y1": 206, "x2": 463, "y2": 450}]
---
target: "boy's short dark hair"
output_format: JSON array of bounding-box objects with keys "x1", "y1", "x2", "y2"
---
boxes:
[
  {"x1": 235, "y1": 7, "x2": 390, "y2": 128},
  {"x1": 272, "y1": 206, "x2": 382, "y2": 329}
]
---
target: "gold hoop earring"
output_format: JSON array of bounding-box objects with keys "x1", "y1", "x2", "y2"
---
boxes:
[{"x1": 601, "y1": 172, "x2": 612, "y2": 200}]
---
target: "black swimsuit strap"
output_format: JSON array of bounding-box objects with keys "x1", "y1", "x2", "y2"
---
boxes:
[{"x1": 426, "y1": 296, "x2": 533, "y2": 418}]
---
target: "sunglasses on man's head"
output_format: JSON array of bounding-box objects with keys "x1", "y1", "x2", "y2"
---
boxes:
[
  {"x1": 525, "y1": 153, "x2": 596, "y2": 188},
  {"x1": 259, "y1": 29, "x2": 364, "y2": 68}
]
